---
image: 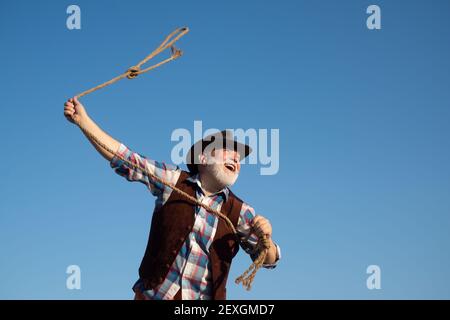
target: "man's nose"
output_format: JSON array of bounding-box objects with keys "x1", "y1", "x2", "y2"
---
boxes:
[{"x1": 225, "y1": 150, "x2": 240, "y2": 164}]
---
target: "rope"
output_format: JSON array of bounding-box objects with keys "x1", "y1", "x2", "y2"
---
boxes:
[
  {"x1": 77, "y1": 27, "x2": 188, "y2": 98},
  {"x1": 72, "y1": 27, "x2": 270, "y2": 291}
]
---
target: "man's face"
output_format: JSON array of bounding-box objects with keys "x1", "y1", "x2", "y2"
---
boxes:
[{"x1": 200, "y1": 148, "x2": 241, "y2": 189}]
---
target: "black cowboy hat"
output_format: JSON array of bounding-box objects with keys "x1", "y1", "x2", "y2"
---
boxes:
[{"x1": 186, "y1": 130, "x2": 252, "y2": 173}]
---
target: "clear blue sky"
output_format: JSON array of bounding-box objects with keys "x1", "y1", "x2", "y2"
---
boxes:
[{"x1": 1, "y1": 0, "x2": 450, "y2": 299}]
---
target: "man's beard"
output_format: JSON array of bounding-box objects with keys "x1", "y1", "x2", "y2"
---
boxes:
[{"x1": 204, "y1": 162, "x2": 239, "y2": 190}]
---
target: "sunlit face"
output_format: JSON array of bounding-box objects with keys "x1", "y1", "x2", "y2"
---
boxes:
[{"x1": 200, "y1": 148, "x2": 241, "y2": 189}]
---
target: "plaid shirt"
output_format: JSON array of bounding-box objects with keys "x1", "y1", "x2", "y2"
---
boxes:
[{"x1": 111, "y1": 144, "x2": 281, "y2": 300}]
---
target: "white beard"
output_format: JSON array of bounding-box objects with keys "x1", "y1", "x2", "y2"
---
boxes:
[{"x1": 204, "y1": 162, "x2": 239, "y2": 189}]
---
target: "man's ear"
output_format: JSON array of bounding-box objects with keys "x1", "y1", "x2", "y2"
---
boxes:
[{"x1": 199, "y1": 153, "x2": 208, "y2": 166}]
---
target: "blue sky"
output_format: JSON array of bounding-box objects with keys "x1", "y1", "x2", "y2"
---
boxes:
[{"x1": 1, "y1": 0, "x2": 450, "y2": 299}]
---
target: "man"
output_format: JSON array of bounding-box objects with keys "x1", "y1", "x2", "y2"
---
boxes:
[{"x1": 63, "y1": 96, "x2": 281, "y2": 300}]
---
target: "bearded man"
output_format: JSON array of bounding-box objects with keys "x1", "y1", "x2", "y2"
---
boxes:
[{"x1": 63, "y1": 96, "x2": 281, "y2": 300}]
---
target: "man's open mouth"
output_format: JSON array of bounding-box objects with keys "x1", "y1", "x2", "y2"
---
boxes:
[{"x1": 224, "y1": 163, "x2": 236, "y2": 173}]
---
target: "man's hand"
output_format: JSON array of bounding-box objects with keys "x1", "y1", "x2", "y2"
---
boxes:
[
  {"x1": 64, "y1": 96, "x2": 88, "y2": 126},
  {"x1": 63, "y1": 96, "x2": 120, "y2": 161},
  {"x1": 251, "y1": 215, "x2": 278, "y2": 265},
  {"x1": 251, "y1": 215, "x2": 273, "y2": 239}
]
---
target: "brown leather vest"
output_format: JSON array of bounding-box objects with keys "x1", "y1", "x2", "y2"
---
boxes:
[{"x1": 139, "y1": 171, "x2": 243, "y2": 300}]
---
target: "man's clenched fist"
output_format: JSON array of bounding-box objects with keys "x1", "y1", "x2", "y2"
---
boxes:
[
  {"x1": 251, "y1": 215, "x2": 273, "y2": 239},
  {"x1": 64, "y1": 96, "x2": 88, "y2": 125}
]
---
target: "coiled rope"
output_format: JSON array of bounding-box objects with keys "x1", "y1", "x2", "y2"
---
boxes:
[{"x1": 72, "y1": 27, "x2": 270, "y2": 291}]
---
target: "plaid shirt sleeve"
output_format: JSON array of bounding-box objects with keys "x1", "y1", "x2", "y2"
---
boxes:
[
  {"x1": 236, "y1": 203, "x2": 281, "y2": 269},
  {"x1": 110, "y1": 143, "x2": 181, "y2": 204}
]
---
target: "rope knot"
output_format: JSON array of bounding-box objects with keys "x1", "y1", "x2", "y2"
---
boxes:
[
  {"x1": 171, "y1": 46, "x2": 183, "y2": 59},
  {"x1": 126, "y1": 66, "x2": 141, "y2": 79}
]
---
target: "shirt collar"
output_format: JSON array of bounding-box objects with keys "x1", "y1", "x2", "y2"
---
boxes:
[{"x1": 187, "y1": 173, "x2": 230, "y2": 201}]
